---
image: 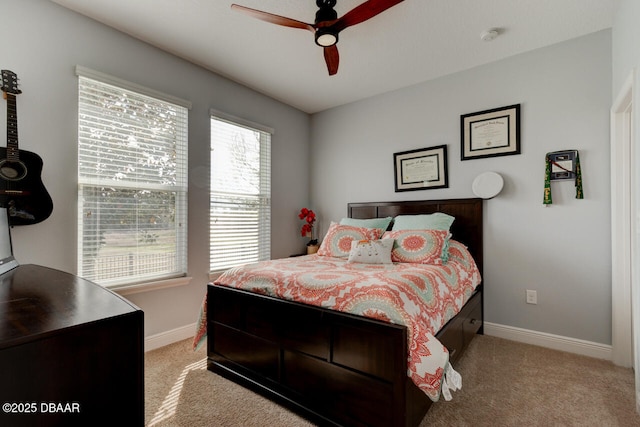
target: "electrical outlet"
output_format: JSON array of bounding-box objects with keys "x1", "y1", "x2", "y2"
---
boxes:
[{"x1": 526, "y1": 289, "x2": 537, "y2": 305}]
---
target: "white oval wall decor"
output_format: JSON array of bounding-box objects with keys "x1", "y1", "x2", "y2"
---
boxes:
[{"x1": 472, "y1": 171, "x2": 504, "y2": 199}]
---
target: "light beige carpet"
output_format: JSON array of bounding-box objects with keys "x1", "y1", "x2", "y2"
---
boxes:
[{"x1": 145, "y1": 335, "x2": 640, "y2": 426}]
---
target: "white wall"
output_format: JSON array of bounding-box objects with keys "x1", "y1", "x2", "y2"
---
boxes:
[
  {"x1": 311, "y1": 30, "x2": 612, "y2": 345},
  {"x1": 1, "y1": 0, "x2": 311, "y2": 338},
  {"x1": 612, "y1": 0, "x2": 640, "y2": 408}
]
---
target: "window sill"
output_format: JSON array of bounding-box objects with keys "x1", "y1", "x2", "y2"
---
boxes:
[{"x1": 112, "y1": 276, "x2": 192, "y2": 296}]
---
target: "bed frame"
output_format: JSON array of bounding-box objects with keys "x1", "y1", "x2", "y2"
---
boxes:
[{"x1": 207, "y1": 198, "x2": 484, "y2": 427}]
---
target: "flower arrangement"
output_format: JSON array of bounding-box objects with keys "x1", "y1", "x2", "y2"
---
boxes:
[{"x1": 298, "y1": 208, "x2": 317, "y2": 246}]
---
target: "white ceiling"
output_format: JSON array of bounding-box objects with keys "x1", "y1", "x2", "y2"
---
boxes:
[{"x1": 51, "y1": 0, "x2": 618, "y2": 114}]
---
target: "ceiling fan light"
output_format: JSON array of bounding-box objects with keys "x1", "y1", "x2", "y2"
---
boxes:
[{"x1": 315, "y1": 30, "x2": 337, "y2": 47}]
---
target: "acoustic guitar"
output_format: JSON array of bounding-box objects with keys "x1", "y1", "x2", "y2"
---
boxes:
[{"x1": 0, "y1": 70, "x2": 52, "y2": 225}]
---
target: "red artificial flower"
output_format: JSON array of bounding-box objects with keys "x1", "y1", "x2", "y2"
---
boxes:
[
  {"x1": 301, "y1": 223, "x2": 313, "y2": 236},
  {"x1": 298, "y1": 208, "x2": 316, "y2": 236},
  {"x1": 306, "y1": 211, "x2": 316, "y2": 223}
]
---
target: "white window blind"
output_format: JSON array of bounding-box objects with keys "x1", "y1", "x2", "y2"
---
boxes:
[
  {"x1": 77, "y1": 73, "x2": 188, "y2": 288},
  {"x1": 210, "y1": 113, "x2": 271, "y2": 272}
]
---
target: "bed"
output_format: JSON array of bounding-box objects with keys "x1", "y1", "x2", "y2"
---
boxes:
[{"x1": 200, "y1": 198, "x2": 483, "y2": 427}]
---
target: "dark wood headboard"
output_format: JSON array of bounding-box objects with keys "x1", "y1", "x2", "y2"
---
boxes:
[{"x1": 348, "y1": 198, "x2": 483, "y2": 274}]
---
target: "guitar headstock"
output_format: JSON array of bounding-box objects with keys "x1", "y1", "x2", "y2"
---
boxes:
[{"x1": 1, "y1": 70, "x2": 21, "y2": 96}]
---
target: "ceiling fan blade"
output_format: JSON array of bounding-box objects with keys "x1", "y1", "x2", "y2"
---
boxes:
[
  {"x1": 324, "y1": 45, "x2": 339, "y2": 76},
  {"x1": 231, "y1": 4, "x2": 315, "y2": 32},
  {"x1": 333, "y1": 0, "x2": 404, "y2": 32}
]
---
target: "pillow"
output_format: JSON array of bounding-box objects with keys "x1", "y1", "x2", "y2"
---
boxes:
[
  {"x1": 391, "y1": 212, "x2": 454, "y2": 231},
  {"x1": 347, "y1": 239, "x2": 394, "y2": 264},
  {"x1": 382, "y1": 229, "x2": 450, "y2": 265},
  {"x1": 340, "y1": 216, "x2": 393, "y2": 232},
  {"x1": 317, "y1": 222, "x2": 383, "y2": 258}
]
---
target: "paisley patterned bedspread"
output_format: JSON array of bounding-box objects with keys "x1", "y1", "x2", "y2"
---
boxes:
[{"x1": 194, "y1": 240, "x2": 481, "y2": 401}]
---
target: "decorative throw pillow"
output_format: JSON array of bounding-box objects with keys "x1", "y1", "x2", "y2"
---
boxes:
[
  {"x1": 383, "y1": 229, "x2": 450, "y2": 265},
  {"x1": 391, "y1": 213, "x2": 455, "y2": 263},
  {"x1": 317, "y1": 222, "x2": 382, "y2": 258},
  {"x1": 391, "y1": 213, "x2": 455, "y2": 231},
  {"x1": 347, "y1": 239, "x2": 394, "y2": 264},
  {"x1": 339, "y1": 216, "x2": 393, "y2": 232}
]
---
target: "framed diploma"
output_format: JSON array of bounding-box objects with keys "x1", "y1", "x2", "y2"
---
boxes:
[
  {"x1": 461, "y1": 104, "x2": 520, "y2": 160},
  {"x1": 394, "y1": 145, "x2": 448, "y2": 192}
]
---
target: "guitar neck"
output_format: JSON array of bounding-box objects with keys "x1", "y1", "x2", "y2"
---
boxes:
[{"x1": 5, "y1": 93, "x2": 19, "y2": 162}]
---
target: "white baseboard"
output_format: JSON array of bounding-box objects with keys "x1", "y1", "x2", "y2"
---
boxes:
[
  {"x1": 484, "y1": 322, "x2": 612, "y2": 361},
  {"x1": 145, "y1": 322, "x2": 197, "y2": 352}
]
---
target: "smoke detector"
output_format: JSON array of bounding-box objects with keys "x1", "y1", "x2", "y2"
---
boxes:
[{"x1": 480, "y1": 28, "x2": 500, "y2": 42}]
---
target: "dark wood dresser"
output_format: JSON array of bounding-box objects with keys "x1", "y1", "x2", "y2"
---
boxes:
[{"x1": 0, "y1": 264, "x2": 144, "y2": 427}]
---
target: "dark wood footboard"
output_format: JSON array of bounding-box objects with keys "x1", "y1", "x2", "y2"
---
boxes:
[{"x1": 207, "y1": 285, "x2": 482, "y2": 427}]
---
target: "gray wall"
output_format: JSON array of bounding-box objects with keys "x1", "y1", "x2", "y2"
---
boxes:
[
  {"x1": 2, "y1": 0, "x2": 311, "y2": 337},
  {"x1": 310, "y1": 30, "x2": 612, "y2": 345},
  {"x1": 612, "y1": 0, "x2": 640, "y2": 92}
]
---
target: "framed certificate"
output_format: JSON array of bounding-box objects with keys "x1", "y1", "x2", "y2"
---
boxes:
[
  {"x1": 394, "y1": 145, "x2": 448, "y2": 192},
  {"x1": 461, "y1": 104, "x2": 520, "y2": 160}
]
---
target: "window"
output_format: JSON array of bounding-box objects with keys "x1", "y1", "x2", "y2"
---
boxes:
[
  {"x1": 77, "y1": 67, "x2": 189, "y2": 288},
  {"x1": 210, "y1": 112, "x2": 272, "y2": 273}
]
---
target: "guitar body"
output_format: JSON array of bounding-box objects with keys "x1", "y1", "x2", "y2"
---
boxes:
[
  {"x1": 0, "y1": 147, "x2": 53, "y2": 225},
  {"x1": 0, "y1": 70, "x2": 53, "y2": 226}
]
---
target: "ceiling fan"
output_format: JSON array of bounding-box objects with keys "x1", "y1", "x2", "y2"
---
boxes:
[{"x1": 231, "y1": 0, "x2": 405, "y2": 76}]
